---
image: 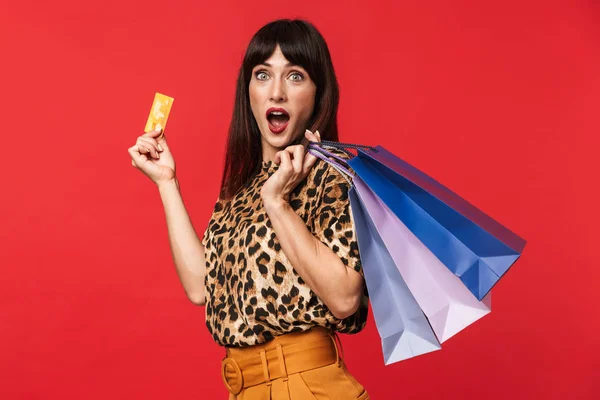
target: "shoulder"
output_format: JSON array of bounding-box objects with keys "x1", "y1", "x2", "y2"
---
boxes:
[
  {"x1": 313, "y1": 147, "x2": 353, "y2": 186},
  {"x1": 306, "y1": 147, "x2": 353, "y2": 209}
]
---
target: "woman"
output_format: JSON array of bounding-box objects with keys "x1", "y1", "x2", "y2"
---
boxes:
[{"x1": 128, "y1": 19, "x2": 370, "y2": 399}]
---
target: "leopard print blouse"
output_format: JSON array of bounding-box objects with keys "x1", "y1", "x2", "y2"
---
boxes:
[{"x1": 201, "y1": 149, "x2": 369, "y2": 347}]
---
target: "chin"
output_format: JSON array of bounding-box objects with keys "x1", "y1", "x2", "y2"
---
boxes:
[{"x1": 263, "y1": 127, "x2": 298, "y2": 149}]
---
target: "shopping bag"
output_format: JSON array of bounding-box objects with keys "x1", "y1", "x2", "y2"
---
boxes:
[
  {"x1": 349, "y1": 175, "x2": 441, "y2": 364},
  {"x1": 310, "y1": 141, "x2": 526, "y2": 301},
  {"x1": 309, "y1": 148, "x2": 490, "y2": 345},
  {"x1": 353, "y1": 170, "x2": 491, "y2": 343}
]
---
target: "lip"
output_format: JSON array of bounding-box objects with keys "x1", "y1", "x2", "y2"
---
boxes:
[{"x1": 266, "y1": 107, "x2": 290, "y2": 134}]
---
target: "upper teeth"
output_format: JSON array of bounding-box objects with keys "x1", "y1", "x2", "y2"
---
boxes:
[{"x1": 271, "y1": 111, "x2": 284, "y2": 116}]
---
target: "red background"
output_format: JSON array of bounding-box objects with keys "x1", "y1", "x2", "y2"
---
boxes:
[{"x1": 1, "y1": 1, "x2": 598, "y2": 398}]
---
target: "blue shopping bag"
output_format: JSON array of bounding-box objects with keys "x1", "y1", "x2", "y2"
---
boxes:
[{"x1": 309, "y1": 141, "x2": 527, "y2": 301}]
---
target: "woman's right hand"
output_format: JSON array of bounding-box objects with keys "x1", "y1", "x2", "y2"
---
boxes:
[{"x1": 128, "y1": 129, "x2": 176, "y2": 185}]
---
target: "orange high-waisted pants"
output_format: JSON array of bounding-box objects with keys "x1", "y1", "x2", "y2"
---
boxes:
[{"x1": 221, "y1": 327, "x2": 370, "y2": 399}]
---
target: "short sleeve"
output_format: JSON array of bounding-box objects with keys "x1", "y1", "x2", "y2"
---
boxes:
[
  {"x1": 201, "y1": 196, "x2": 222, "y2": 248},
  {"x1": 201, "y1": 225, "x2": 210, "y2": 248},
  {"x1": 311, "y1": 159, "x2": 362, "y2": 275}
]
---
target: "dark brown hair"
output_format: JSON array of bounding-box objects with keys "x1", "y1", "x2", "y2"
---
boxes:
[{"x1": 219, "y1": 19, "x2": 340, "y2": 200}]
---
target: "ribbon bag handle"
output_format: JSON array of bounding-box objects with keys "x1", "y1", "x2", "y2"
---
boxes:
[
  {"x1": 307, "y1": 148, "x2": 353, "y2": 186},
  {"x1": 309, "y1": 146, "x2": 351, "y2": 168},
  {"x1": 307, "y1": 141, "x2": 377, "y2": 185},
  {"x1": 310, "y1": 140, "x2": 377, "y2": 156}
]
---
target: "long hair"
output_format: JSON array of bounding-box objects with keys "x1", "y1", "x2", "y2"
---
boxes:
[{"x1": 219, "y1": 19, "x2": 340, "y2": 200}]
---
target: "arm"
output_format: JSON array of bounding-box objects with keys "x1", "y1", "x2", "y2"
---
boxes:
[
  {"x1": 158, "y1": 178, "x2": 207, "y2": 306},
  {"x1": 263, "y1": 198, "x2": 363, "y2": 319}
]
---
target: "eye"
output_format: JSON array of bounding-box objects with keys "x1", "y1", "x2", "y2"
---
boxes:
[
  {"x1": 289, "y1": 72, "x2": 304, "y2": 82},
  {"x1": 255, "y1": 71, "x2": 269, "y2": 81}
]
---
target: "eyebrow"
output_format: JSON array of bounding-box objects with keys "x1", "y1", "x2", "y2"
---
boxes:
[{"x1": 258, "y1": 62, "x2": 297, "y2": 68}]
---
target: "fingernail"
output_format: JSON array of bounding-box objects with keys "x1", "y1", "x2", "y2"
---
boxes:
[
  {"x1": 316, "y1": 130, "x2": 321, "y2": 137},
  {"x1": 305, "y1": 129, "x2": 312, "y2": 135},
  {"x1": 158, "y1": 144, "x2": 163, "y2": 151}
]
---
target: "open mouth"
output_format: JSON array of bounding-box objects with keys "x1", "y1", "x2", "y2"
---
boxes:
[{"x1": 266, "y1": 108, "x2": 290, "y2": 134}]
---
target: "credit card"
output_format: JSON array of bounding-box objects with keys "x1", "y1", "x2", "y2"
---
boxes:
[{"x1": 144, "y1": 92, "x2": 174, "y2": 136}]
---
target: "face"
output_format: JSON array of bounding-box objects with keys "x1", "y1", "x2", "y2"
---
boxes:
[{"x1": 249, "y1": 45, "x2": 317, "y2": 162}]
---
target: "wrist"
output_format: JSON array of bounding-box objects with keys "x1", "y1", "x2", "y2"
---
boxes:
[
  {"x1": 157, "y1": 177, "x2": 179, "y2": 192},
  {"x1": 262, "y1": 196, "x2": 289, "y2": 215}
]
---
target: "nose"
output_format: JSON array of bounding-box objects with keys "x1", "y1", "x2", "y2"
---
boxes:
[{"x1": 269, "y1": 78, "x2": 287, "y2": 103}]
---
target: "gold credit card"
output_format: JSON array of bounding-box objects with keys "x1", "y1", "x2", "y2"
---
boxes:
[{"x1": 144, "y1": 92, "x2": 174, "y2": 135}]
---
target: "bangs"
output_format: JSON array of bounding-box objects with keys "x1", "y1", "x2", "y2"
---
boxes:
[{"x1": 243, "y1": 20, "x2": 322, "y2": 86}]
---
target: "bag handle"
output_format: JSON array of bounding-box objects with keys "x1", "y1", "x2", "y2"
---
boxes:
[
  {"x1": 307, "y1": 140, "x2": 377, "y2": 185},
  {"x1": 309, "y1": 140, "x2": 377, "y2": 155},
  {"x1": 309, "y1": 145, "x2": 351, "y2": 168},
  {"x1": 307, "y1": 148, "x2": 353, "y2": 185}
]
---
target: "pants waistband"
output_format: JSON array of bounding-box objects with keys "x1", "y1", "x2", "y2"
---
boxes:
[{"x1": 221, "y1": 327, "x2": 342, "y2": 395}]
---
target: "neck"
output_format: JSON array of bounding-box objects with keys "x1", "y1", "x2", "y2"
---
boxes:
[
  {"x1": 261, "y1": 133, "x2": 306, "y2": 163},
  {"x1": 261, "y1": 141, "x2": 279, "y2": 163}
]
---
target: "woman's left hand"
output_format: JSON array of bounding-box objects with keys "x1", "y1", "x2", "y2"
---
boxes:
[{"x1": 261, "y1": 129, "x2": 321, "y2": 206}]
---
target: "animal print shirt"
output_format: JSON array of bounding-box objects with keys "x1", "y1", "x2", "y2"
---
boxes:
[{"x1": 201, "y1": 149, "x2": 369, "y2": 347}]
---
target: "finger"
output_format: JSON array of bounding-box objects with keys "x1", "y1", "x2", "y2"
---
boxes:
[
  {"x1": 136, "y1": 138, "x2": 159, "y2": 159},
  {"x1": 303, "y1": 147, "x2": 318, "y2": 174},
  {"x1": 281, "y1": 145, "x2": 302, "y2": 169},
  {"x1": 304, "y1": 129, "x2": 320, "y2": 151},
  {"x1": 157, "y1": 135, "x2": 169, "y2": 150},
  {"x1": 138, "y1": 136, "x2": 163, "y2": 152},
  {"x1": 292, "y1": 145, "x2": 304, "y2": 173},
  {"x1": 154, "y1": 131, "x2": 169, "y2": 149},
  {"x1": 131, "y1": 143, "x2": 149, "y2": 159},
  {"x1": 303, "y1": 130, "x2": 319, "y2": 166},
  {"x1": 274, "y1": 149, "x2": 290, "y2": 165},
  {"x1": 142, "y1": 129, "x2": 163, "y2": 139},
  {"x1": 128, "y1": 144, "x2": 149, "y2": 166},
  {"x1": 135, "y1": 142, "x2": 150, "y2": 155},
  {"x1": 137, "y1": 137, "x2": 158, "y2": 152},
  {"x1": 301, "y1": 129, "x2": 312, "y2": 147},
  {"x1": 304, "y1": 129, "x2": 319, "y2": 143},
  {"x1": 279, "y1": 150, "x2": 293, "y2": 173},
  {"x1": 139, "y1": 143, "x2": 159, "y2": 158},
  {"x1": 138, "y1": 143, "x2": 156, "y2": 159},
  {"x1": 128, "y1": 145, "x2": 141, "y2": 165},
  {"x1": 138, "y1": 137, "x2": 161, "y2": 156}
]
